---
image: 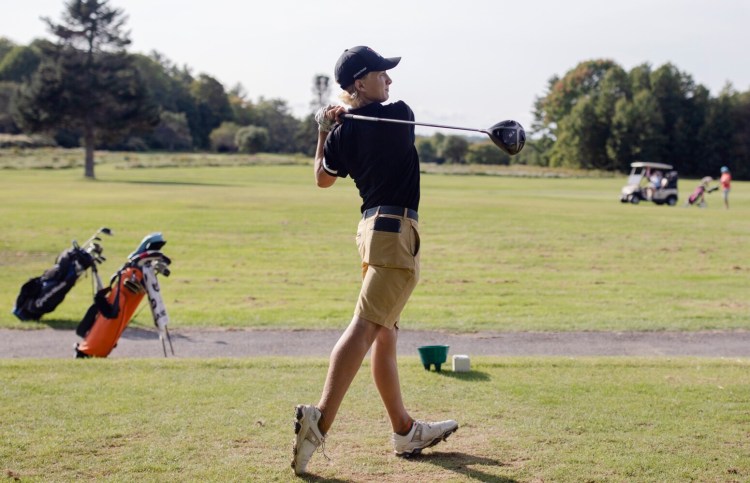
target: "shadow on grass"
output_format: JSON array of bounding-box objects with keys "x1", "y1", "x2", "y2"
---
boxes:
[
  {"x1": 118, "y1": 326, "x2": 161, "y2": 340},
  {"x1": 18, "y1": 318, "x2": 79, "y2": 330},
  {"x1": 419, "y1": 451, "x2": 518, "y2": 482},
  {"x1": 434, "y1": 370, "x2": 492, "y2": 382},
  {"x1": 14, "y1": 319, "x2": 176, "y2": 341},
  {"x1": 296, "y1": 475, "x2": 350, "y2": 483},
  {"x1": 106, "y1": 179, "x2": 234, "y2": 187}
]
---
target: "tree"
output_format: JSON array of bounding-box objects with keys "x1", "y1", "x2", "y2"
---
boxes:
[
  {"x1": 235, "y1": 125, "x2": 269, "y2": 154},
  {"x1": 295, "y1": 112, "x2": 317, "y2": 156},
  {"x1": 549, "y1": 98, "x2": 601, "y2": 168},
  {"x1": 535, "y1": 59, "x2": 623, "y2": 169},
  {"x1": 0, "y1": 82, "x2": 20, "y2": 133},
  {"x1": 13, "y1": 0, "x2": 157, "y2": 178},
  {"x1": 440, "y1": 135, "x2": 469, "y2": 164},
  {"x1": 228, "y1": 83, "x2": 255, "y2": 126},
  {"x1": 0, "y1": 37, "x2": 15, "y2": 62},
  {"x1": 466, "y1": 142, "x2": 510, "y2": 165},
  {"x1": 148, "y1": 110, "x2": 192, "y2": 151},
  {"x1": 253, "y1": 97, "x2": 302, "y2": 153},
  {"x1": 648, "y1": 63, "x2": 710, "y2": 175},
  {"x1": 132, "y1": 52, "x2": 201, "y2": 150},
  {"x1": 189, "y1": 74, "x2": 232, "y2": 149},
  {"x1": 0, "y1": 45, "x2": 42, "y2": 82},
  {"x1": 729, "y1": 90, "x2": 750, "y2": 179},
  {"x1": 416, "y1": 137, "x2": 439, "y2": 163},
  {"x1": 535, "y1": 59, "x2": 621, "y2": 128}
]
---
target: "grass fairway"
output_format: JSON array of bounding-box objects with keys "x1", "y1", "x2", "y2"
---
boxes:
[
  {"x1": 1, "y1": 357, "x2": 748, "y2": 481},
  {"x1": 2, "y1": 153, "x2": 749, "y2": 482},
  {"x1": 1, "y1": 153, "x2": 747, "y2": 332}
]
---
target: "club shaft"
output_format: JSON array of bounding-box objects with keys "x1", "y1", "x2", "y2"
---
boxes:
[{"x1": 342, "y1": 113, "x2": 486, "y2": 134}]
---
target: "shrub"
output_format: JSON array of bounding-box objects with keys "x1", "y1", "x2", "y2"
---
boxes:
[
  {"x1": 0, "y1": 133, "x2": 56, "y2": 148},
  {"x1": 235, "y1": 125, "x2": 269, "y2": 154},
  {"x1": 466, "y1": 142, "x2": 510, "y2": 165},
  {"x1": 209, "y1": 122, "x2": 240, "y2": 152},
  {"x1": 149, "y1": 111, "x2": 193, "y2": 151}
]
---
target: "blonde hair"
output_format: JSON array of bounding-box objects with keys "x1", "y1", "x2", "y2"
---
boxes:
[
  {"x1": 338, "y1": 72, "x2": 376, "y2": 108},
  {"x1": 338, "y1": 88, "x2": 358, "y2": 107}
]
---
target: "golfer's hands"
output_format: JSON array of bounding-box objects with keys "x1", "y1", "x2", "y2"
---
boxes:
[{"x1": 315, "y1": 105, "x2": 346, "y2": 132}]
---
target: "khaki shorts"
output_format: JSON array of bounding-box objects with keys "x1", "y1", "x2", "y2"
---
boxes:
[{"x1": 354, "y1": 211, "x2": 420, "y2": 329}]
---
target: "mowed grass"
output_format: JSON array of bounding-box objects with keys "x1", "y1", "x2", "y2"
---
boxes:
[
  {"x1": 1, "y1": 152, "x2": 748, "y2": 331},
  {"x1": 1, "y1": 357, "x2": 748, "y2": 482},
  {"x1": 2, "y1": 153, "x2": 749, "y2": 482}
]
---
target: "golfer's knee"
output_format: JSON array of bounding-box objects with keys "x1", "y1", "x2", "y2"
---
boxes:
[{"x1": 351, "y1": 315, "x2": 383, "y2": 342}]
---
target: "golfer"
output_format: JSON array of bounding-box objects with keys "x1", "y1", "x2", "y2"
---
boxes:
[{"x1": 292, "y1": 46, "x2": 458, "y2": 475}]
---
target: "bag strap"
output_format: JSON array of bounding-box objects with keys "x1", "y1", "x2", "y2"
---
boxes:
[{"x1": 95, "y1": 270, "x2": 124, "y2": 319}]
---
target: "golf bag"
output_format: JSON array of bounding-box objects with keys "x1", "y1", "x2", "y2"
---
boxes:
[
  {"x1": 75, "y1": 233, "x2": 174, "y2": 358},
  {"x1": 687, "y1": 177, "x2": 718, "y2": 207},
  {"x1": 13, "y1": 228, "x2": 111, "y2": 321}
]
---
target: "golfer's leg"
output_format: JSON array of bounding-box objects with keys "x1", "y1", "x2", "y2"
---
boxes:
[
  {"x1": 317, "y1": 316, "x2": 381, "y2": 434},
  {"x1": 371, "y1": 326, "x2": 412, "y2": 434}
]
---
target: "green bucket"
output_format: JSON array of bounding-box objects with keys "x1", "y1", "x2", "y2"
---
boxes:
[{"x1": 417, "y1": 345, "x2": 450, "y2": 372}]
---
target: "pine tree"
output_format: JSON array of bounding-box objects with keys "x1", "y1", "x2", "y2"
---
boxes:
[{"x1": 13, "y1": 0, "x2": 157, "y2": 178}]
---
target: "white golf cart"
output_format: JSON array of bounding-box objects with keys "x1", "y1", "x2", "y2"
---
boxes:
[{"x1": 620, "y1": 161, "x2": 679, "y2": 206}]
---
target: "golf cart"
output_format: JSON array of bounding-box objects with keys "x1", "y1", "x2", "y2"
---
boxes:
[{"x1": 620, "y1": 162, "x2": 679, "y2": 206}]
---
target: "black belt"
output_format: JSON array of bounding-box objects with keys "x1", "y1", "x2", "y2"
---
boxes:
[{"x1": 362, "y1": 205, "x2": 418, "y2": 222}]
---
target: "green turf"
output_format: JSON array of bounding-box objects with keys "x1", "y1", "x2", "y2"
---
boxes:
[
  {"x1": 1, "y1": 152, "x2": 747, "y2": 331},
  {"x1": 1, "y1": 357, "x2": 748, "y2": 481}
]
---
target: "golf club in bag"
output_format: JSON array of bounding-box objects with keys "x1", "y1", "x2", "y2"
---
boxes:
[
  {"x1": 341, "y1": 114, "x2": 526, "y2": 156},
  {"x1": 75, "y1": 232, "x2": 174, "y2": 358},
  {"x1": 13, "y1": 227, "x2": 112, "y2": 321}
]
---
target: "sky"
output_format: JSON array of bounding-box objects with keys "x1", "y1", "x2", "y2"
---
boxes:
[{"x1": 2, "y1": 0, "x2": 749, "y2": 135}]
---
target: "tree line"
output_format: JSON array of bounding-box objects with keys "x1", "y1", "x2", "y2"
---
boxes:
[
  {"x1": 1, "y1": 1, "x2": 748, "y2": 180},
  {"x1": 0, "y1": 1, "x2": 324, "y2": 177},
  {"x1": 531, "y1": 59, "x2": 750, "y2": 180}
]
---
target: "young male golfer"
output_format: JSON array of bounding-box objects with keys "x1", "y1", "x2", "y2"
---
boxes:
[{"x1": 291, "y1": 46, "x2": 458, "y2": 475}]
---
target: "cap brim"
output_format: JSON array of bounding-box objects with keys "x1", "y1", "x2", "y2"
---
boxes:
[{"x1": 379, "y1": 56, "x2": 401, "y2": 71}]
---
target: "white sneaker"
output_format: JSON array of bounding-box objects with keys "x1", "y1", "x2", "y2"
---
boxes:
[
  {"x1": 291, "y1": 404, "x2": 326, "y2": 475},
  {"x1": 392, "y1": 419, "x2": 458, "y2": 457}
]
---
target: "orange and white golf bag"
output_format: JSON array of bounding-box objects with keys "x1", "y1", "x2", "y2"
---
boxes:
[{"x1": 75, "y1": 233, "x2": 173, "y2": 358}]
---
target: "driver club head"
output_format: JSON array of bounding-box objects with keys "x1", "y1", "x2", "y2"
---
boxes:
[{"x1": 485, "y1": 120, "x2": 526, "y2": 156}]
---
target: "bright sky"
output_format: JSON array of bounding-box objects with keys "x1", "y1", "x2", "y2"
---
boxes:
[{"x1": 3, "y1": 0, "x2": 749, "y2": 135}]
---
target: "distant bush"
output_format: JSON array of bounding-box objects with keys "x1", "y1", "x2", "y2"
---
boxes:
[
  {"x1": 209, "y1": 122, "x2": 240, "y2": 152},
  {"x1": 466, "y1": 142, "x2": 510, "y2": 165},
  {"x1": 0, "y1": 133, "x2": 56, "y2": 148},
  {"x1": 235, "y1": 125, "x2": 269, "y2": 154},
  {"x1": 416, "y1": 137, "x2": 439, "y2": 163},
  {"x1": 148, "y1": 111, "x2": 193, "y2": 151}
]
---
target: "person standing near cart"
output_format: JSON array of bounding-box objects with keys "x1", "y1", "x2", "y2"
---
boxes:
[
  {"x1": 291, "y1": 46, "x2": 458, "y2": 475},
  {"x1": 720, "y1": 166, "x2": 732, "y2": 209}
]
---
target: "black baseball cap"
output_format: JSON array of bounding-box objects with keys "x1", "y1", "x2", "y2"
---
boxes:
[{"x1": 334, "y1": 46, "x2": 401, "y2": 89}]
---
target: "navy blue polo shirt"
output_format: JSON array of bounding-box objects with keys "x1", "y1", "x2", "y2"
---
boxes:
[{"x1": 322, "y1": 101, "x2": 420, "y2": 213}]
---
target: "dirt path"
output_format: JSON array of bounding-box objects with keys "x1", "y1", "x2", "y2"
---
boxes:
[{"x1": 2, "y1": 328, "x2": 749, "y2": 359}]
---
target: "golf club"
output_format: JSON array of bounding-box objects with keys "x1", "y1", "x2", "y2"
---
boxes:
[
  {"x1": 81, "y1": 227, "x2": 113, "y2": 249},
  {"x1": 341, "y1": 114, "x2": 526, "y2": 156}
]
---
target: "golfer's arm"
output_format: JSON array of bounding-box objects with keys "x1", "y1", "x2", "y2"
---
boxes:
[{"x1": 314, "y1": 131, "x2": 336, "y2": 188}]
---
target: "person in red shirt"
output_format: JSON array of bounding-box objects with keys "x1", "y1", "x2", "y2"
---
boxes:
[{"x1": 720, "y1": 166, "x2": 732, "y2": 209}]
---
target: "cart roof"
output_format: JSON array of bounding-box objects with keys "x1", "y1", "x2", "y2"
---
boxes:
[{"x1": 630, "y1": 161, "x2": 674, "y2": 170}]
